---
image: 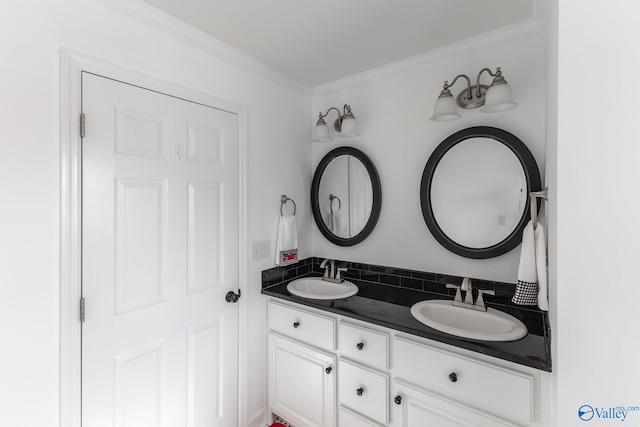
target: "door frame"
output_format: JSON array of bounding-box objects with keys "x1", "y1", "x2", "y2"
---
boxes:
[{"x1": 60, "y1": 48, "x2": 249, "y2": 427}]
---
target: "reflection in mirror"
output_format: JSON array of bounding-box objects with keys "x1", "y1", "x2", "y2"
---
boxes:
[
  {"x1": 421, "y1": 126, "x2": 541, "y2": 259},
  {"x1": 318, "y1": 155, "x2": 373, "y2": 238},
  {"x1": 431, "y1": 137, "x2": 526, "y2": 248},
  {"x1": 312, "y1": 147, "x2": 381, "y2": 246}
]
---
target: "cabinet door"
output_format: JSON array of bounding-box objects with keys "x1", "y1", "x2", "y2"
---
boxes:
[
  {"x1": 392, "y1": 382, "x2": 515, "y2": 427},
  {"x1": 268, "y1": 334, "x2": 336, "y2": 427}
]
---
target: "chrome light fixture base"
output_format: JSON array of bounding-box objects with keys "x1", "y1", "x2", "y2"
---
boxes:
[
  {"x1": 430, "y1": 67, "x2": 517, "y2": 121},
  {"x1": 456, "y1": 84, "x2": 489, "y2": 109}
]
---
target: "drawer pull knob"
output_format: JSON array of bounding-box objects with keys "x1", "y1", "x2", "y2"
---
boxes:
[
  {"x1": 449, "y1": 372, "x2": 458, "y2": 383},
  {"x1": 356, "y1": 387, "x2": 364, "y2": 396},
  {"x1": 325, "y1": 366, "x2": 332, "y2": 374},
  {"x1": 293, "y1": 321, "x2": 300, "y2": 328},
  {"x1": 394, "y1": 395, "x2": 402, "y2": 405},
  {"x1": 356, "y1": 342, "x2": 364, "y2": 350}
]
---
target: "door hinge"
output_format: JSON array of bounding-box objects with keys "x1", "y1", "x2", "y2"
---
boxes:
[
  {"x1": 80, "y1": 297, "x2": 86, "y2": 323},
  {"x1": 80, "y1": 113, "x2": 86, "y2": 138}
]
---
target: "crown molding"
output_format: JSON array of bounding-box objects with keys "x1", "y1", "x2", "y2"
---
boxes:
[
  {"x1": 313, "y1": 19, "x2": 543, "y2": 95},
  {"x1": 91, "y1": 0, "x2": 312, "y2": 96}
]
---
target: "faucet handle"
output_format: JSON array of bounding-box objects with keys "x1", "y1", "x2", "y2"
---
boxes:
[
  {"x1": 475, "y1": 289, "x2": 495, "y2": 310},
  {"x1": 446, "y1": 284, "x2": 463, "y2": 303},
  {"x1": 336, "y1": 267, "x2": 348, "y2": 282}
]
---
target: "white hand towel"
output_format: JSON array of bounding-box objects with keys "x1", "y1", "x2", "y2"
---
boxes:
[
  {"x1": 512, "y1": 220, "x2": 548, "y2": 310},
  {"x1": 274, "y1": 215, "x2": 298, "y2": 266},
  {"x1": 535, "y1": 222, "x2": 548, "y2": 311},
  {"x1": 327, "y1": 211, "x2": 334, "y2": 233},
  {"x1": 332, "y1": 210, "x2": 343, "y2": 236}
]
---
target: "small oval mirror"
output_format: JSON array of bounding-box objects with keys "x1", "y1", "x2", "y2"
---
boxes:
[
  {"x1": 420, "y1": 127, "x2": 541, "y2": 258},
  {"x1": 312, "y1": 147, "x2": 382, "y2": 246}
]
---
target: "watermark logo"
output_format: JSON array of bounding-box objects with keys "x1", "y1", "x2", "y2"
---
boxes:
[
  {"x1": 579, "y1": 405, "x2": 595, "y2": 421},
  {"x1": 578, "y1": 404, "x2": 640, "y2": 422}
]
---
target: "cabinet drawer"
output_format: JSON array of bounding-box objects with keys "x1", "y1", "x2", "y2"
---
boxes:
[
  {"x1": 338, "y1": 322, "x2": 389, "y2": 370},
  {"x1": 339, "y1": 407, "x2": 384, "y2": 427},
  {"x1": 393, "y1": 336, "x2": 534, "y2": 425},
  {"x1": 268, "y1": 300, "x2": 335, "y2": 351},
  {"x1": 338, "y1": 360, "x2": 389, "y2": 425}
]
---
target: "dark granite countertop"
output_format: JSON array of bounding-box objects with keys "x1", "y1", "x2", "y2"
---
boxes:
[{"x1": 262, "y1": 275, "x2": 552, "y2": 372}]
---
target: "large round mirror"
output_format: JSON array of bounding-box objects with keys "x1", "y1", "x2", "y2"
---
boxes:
[
  {"x1": 420, "y1": 126, "x2": 541, "y2": 259},
  {"x1": 312, "y1": 147, "x2": 382, "y2": 246}
]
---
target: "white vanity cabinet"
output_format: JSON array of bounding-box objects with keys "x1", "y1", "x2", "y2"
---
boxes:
[
  {"x1": 267, "y1": 300, "x2": 337, "y2": 427},
  {"x1": 266, "y1": 298, "x2": 550, "y2": 427}
]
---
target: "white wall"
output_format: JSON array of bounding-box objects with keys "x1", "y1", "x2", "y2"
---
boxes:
[
  {"x1": 554, "y1": 1, "x2": 640, "y2": 425},
  {"x1": 311, "y1": 23, "x2": 546, "y2": 283},
  {"x1": 0, "y1": 1, "x2": 311, "y2": 426}
]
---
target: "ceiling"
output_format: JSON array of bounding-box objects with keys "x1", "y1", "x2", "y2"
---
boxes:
[{"x1": 141, "y1": 0, "x2": 533, "y2": 87}]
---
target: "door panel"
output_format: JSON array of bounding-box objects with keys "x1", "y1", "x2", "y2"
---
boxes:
[
  {"x1": 82, "y1": 72, "x2": 239, "y2": 427},
  {"x1": 187, "y1": 181, "x2": 223, "y2": 294}
]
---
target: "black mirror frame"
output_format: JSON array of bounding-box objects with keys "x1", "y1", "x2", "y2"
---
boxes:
[
  {"x1": 311, "y1": 147, "x2": 382, "y2": 246},
  {"x1": 420, "y1": 126, "x2": 542, "y2": 259}
]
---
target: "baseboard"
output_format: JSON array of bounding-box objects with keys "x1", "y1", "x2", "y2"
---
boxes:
[{"x1": 248, "y1": 408, "x2": 266, "y2": 427}]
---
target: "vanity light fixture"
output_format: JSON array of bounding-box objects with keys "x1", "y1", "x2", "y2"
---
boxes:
[
  {"x1": 429, "y1": 67, "x2": 518, "y2": 121},
  {"x1": 313, "y1": 104, "x2": 360, "y2": 141}
]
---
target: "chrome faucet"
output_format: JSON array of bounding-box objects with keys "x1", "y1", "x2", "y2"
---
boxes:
[
  {"x1": 320, "y1": 258, "x2": 335, "y2": 279},
  {"x1": 320, "y1": 259, "x2": 347, "y2": 283},
  {"x1": 446, "y1": 277, "x2": 495, "y2": 311},
  {"x1": 461, "y1": 277, "x2": 474, "y2": 305}
]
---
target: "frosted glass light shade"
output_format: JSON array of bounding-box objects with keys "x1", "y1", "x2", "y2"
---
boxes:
[
  {"x1": 481, "y1": 83, "x2": 518, "y2": 113},
  {"x1": 314, "y1": 123, "x2": 332, "y2": 141},
  {"x1": 430, "y1": 95, "x2": 460, "y2": 121},
  {"x1": 339, "y1": 117, "x2": 360, "y2": 137}
]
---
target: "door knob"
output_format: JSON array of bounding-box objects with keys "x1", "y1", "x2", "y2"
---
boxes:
[
  {"x1": 449, "y1": 372, "x2": 458, "y2": 383},
  {"x1": 394, "y1": 395, "x2": 402, "y2": 405},
  {"x1": 356, "y1": 387, "x2": 364, "y2": 396},
  {"x1": 356, "y1": 342, "x2": 364, "y2": 350},
  {"x1": 293, "y1": 321, "x2": 300, "y2": 328},
  {"x1": 225, "y1": 290, "x2": 241, "y2": 303},
  {"x1": 325, "y1": 366, "x2": 332, "y2": 374}
]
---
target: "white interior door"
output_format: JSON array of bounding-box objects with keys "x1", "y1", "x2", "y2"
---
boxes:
[{"x1": 81, "y1": 72, "x2": 239, "y2": 427}]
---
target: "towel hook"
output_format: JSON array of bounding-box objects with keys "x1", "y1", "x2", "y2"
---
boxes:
[
  {"x1": 280, "y1": 195, "x2": 296, "y2": 216},
  {"x1": 329, "y1": 194, "x2": 342, "y2": 213},
  {"x1": 530, "y1": 187, "x2": 548, "y2": 230}
]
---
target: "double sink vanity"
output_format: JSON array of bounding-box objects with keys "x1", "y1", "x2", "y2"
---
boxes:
[
  {"x1": 262, "y1": 126, "x2": 550, "y2": 426},
  {"x1": 262, "y1": 258, "x2": 551, "y2": 427}
]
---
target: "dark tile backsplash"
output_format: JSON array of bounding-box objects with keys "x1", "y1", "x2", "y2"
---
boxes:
[{"x1": 261, "y1": 257, "x2": 535, "y2": 311}]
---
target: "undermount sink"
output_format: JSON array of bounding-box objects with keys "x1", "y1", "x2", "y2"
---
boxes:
[
  {"x1": 287, "y1": 277, "x2": 358, "y2": 300},
  {"x1": 410, "y1": 299, "x2": 527, "y2": 342}
]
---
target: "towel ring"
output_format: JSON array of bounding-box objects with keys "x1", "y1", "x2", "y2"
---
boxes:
[
  {"x1": 280, "y1": 195, "x2": 297, "y2": 216},
  {"x1": 329, "y1": 194, "x2": 342, "y2": 213}
]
